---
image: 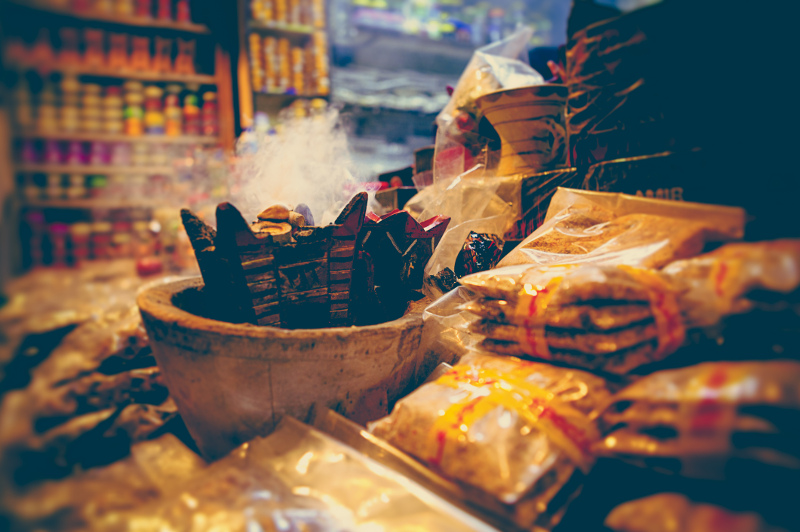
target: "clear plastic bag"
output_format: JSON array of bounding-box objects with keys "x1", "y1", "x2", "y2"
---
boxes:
[
  {"x1": 404, "y1": 165, "x2": 519, "y2": 295},
  {"x1": 605, "y1": 493, "x2": 786, "y2": 532},
  {"x1": 105, "y1": 417, "x2": 495, "y2": 532},
  {"x1": 369, "y1": 352, "x2": 610, "y2": 528},
  {"x1": 416, "y1": 286, "x2": 483, "y2": 375},
  {"x1": 1, "y1": 434, "x2": 205, "y2": 530},
  {"x1": 433, "y1": 29, "x2": 543, "y2": 183},
  {"x1": 498, "y1": 188, "x2": 745, "y2": 269},
  {"x1": 595, "y1": 361, "x2": 800, "y2": 479}
]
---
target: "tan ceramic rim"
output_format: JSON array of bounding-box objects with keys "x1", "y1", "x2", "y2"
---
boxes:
[{"x1": 137, "y1": 277, "x2": 423, "y2": 339}]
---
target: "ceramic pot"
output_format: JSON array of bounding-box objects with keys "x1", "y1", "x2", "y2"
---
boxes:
[
  {"x1": 476, "y1": 84, "x2": 568, "y2": 176},
  {"x1": 138, "y1": 278, "x2": 426, "y2": 459}
]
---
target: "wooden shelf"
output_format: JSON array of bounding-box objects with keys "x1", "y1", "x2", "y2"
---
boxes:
[
  {"x1": 256, "y1": 91, "x2": 329, "y2": 99},
  {"x1": 10, "y1": 63, "x2": 217, "y2": 85},
  {"x1": 248, "y1": 21, "x2": 316, "y2": 37},
  {"x1": 20, "y1": 198, "x2": 165, "y2": 210},
  {"x1": 16, "y1": 131, "x2": 219, "y2": 144},
  {"x1": 16, "y1": 164, "x2": 174, "y2": 175},
  {"x1": 6, "y1": 0, "x2": 211, "y2": 34}
]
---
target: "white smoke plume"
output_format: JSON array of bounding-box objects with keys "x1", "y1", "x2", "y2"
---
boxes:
[{"x1": 230, "y1": 108, "x2": 371, "y2": 226}]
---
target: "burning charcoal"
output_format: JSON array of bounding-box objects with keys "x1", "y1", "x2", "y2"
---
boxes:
[
  {"x1": 257, "y1": 204, "x2": 290, "y2": 221},
  {"x1": 295, "y1": 203, "x2": 314, "y2": 226},
  {"x1": 251, "y1": 221, "x2": 292, "y2": 243},
  {"x1": 454, "y1": 232, "x2": 504, "y2": 277},
  {"x1": 287, "y1": 212, "x2": 306, "y2": 228}
]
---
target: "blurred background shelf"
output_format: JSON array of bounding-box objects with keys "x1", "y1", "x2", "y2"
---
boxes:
[
  {"x1": 6, "y1": 0, "x2": 211, "y2": 34},
  {"x1": 19, "y1": 198, "x2": 167, "y2": 210},
  {"x1": 16, "y1": 131, "x2": 220, "y2": 144},
  {"x1": 248, "y1": 21, "x2": 315, "y2": 37},
  {"x1": 8, "y1": 64, "x2": 217, "y2": 85},
  {"x1": 15, "y1": 164, "x2": 175, "y2": 175}
]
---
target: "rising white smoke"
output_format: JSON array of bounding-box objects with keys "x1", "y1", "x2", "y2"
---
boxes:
[{"x1": 230, "y1": 108, "x2": 370, "y2": 226}]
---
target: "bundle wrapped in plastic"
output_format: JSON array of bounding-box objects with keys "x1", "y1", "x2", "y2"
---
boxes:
[
  {"x1": 595, "y1": 361, "x2": 800, "y2": 478},
  {"x1": 497, "y1": 188, "x2": 744, "y2": 269},
  {"x1": 460, "y1": 264, "x2": 685, "y2": 374},
  {"x1": 662, "y1": 240, "x2": 800, "y2": 329},
  {"x1": 605, "y1": 493, "x2": 787, "y2": 532},
  {"x1": 369, "y1": 352, "x2": 610, "y2": 529},
  {"x1": 458, "y1": 240, "x2": 800, "y2": 374}
]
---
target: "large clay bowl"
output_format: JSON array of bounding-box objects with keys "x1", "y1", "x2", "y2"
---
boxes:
[
  {"x1": 476, "y1": 84, "x2": 568, "y2": 176},
  {"x1": 138, "y1": 278, "x2": 425, "y2": 459}
]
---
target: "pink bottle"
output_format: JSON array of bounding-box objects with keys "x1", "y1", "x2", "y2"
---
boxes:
[{"x1": 66, "y1": 141, "x2": 86, "y2": 165}]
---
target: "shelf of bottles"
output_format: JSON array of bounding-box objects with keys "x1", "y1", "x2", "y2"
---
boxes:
[
  {"x1": 246, "y1": 0, "x2": 330, "y2": 112},
  {"x1": 1, "y1": 0, "x2": 224, "y2": 270}
]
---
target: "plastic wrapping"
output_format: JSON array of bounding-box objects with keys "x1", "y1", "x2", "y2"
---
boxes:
[
  {"x1": 595, "y1": 361, "x2": 800, "y2": 479},
  {"x1": 459, "y1": 264, "x2": 684, "y2": 374},
  {"x1": 0, "y1": 272, "x2": 186, "y2": 487},
  {"x1": 2, "y1": 434, "x2": 204, "y2": 530},
  {"x1": 105, "y1": 417, "x2": 497, "y2": 532},
  {"x1": 369, "y1": 352, "x2": 610, "y2": 528},
  {"x1": 433, "y1": 29, "x2": 543, "y2": 182},
  {"x1": 416, "y1": 287, "x2": 483, "y2": 375},
  {"x1": 404, "y1": 166, "x2": 518, "y2": 293},
  {"x1": 605, "y1": 493, "x2": 786, "y2": 532},
  {"x1": 498, "y1": 188, "x2": 745, "y2": 269}
]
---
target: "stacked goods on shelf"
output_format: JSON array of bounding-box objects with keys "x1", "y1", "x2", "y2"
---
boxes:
[
  {"x1": 12, "y1": 78, "x2": 216, "y2": 140},
  {"x1": 250, "y1": 0, "x2": 326, "y2": 29},
  {"x1": 247, "y1": 32, "x2": 329, "y2": 97},
  {"x1": 4, "y1": 27, "x2": 201, "y2": 79},
  {"x1": 0, "y1": 0, "x2": 233, "y2": 272},
  {"x1": 244, "y1": 0, "x2": 330, "y2": 120},
  {"x1": 19, "y1": 206, "x2": 194, "y2": 270}
]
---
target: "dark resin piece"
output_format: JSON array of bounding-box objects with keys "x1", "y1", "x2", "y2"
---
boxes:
[{"x1": 454, "y1": 232, "x2": 504, "y2": 277}]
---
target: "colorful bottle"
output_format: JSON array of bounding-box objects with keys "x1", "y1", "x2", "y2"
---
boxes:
[
  {"x1": 37, "y1": 83, "x2": 59, "y2": 133},
  {"x1": 70, "y1": 223, "x2": 92, "y2": 266},
  {"x1": 14, "y1": 79, "x2": 34, "y2": 130},
  {"x1": 183, "y1": 92, "x2": 201, "y2": 135},
  {"x1": 156, "y1": 0, "x2": 171, "y2": 20},
  {"x1": 201, "y1": 91, "x2": 218, "y2": 137},
  {"x1": 164, "y1": 84, "x2": 183, "y2": 136},
  {"x1": 124, "y1": 82, "x2": 145, "y2": 136},
  {"x1": 103, "y1": 85, "x2": 125, "y2": 134},
  {"x1": 66, "y1": 141, "x2": 86, "y2": 165},
  {"x1": 176, "y1": 0, "x2": 191, "y2": 22},
  {"x1": 44, "y1": 140, "x2": 63, "y2": 164},
  {"x1": 135, "y1": 0, "x2": 152, "y2": 17},
  {"x1": 144, "y1": 85, "x2": 165, "y2": 134}
]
